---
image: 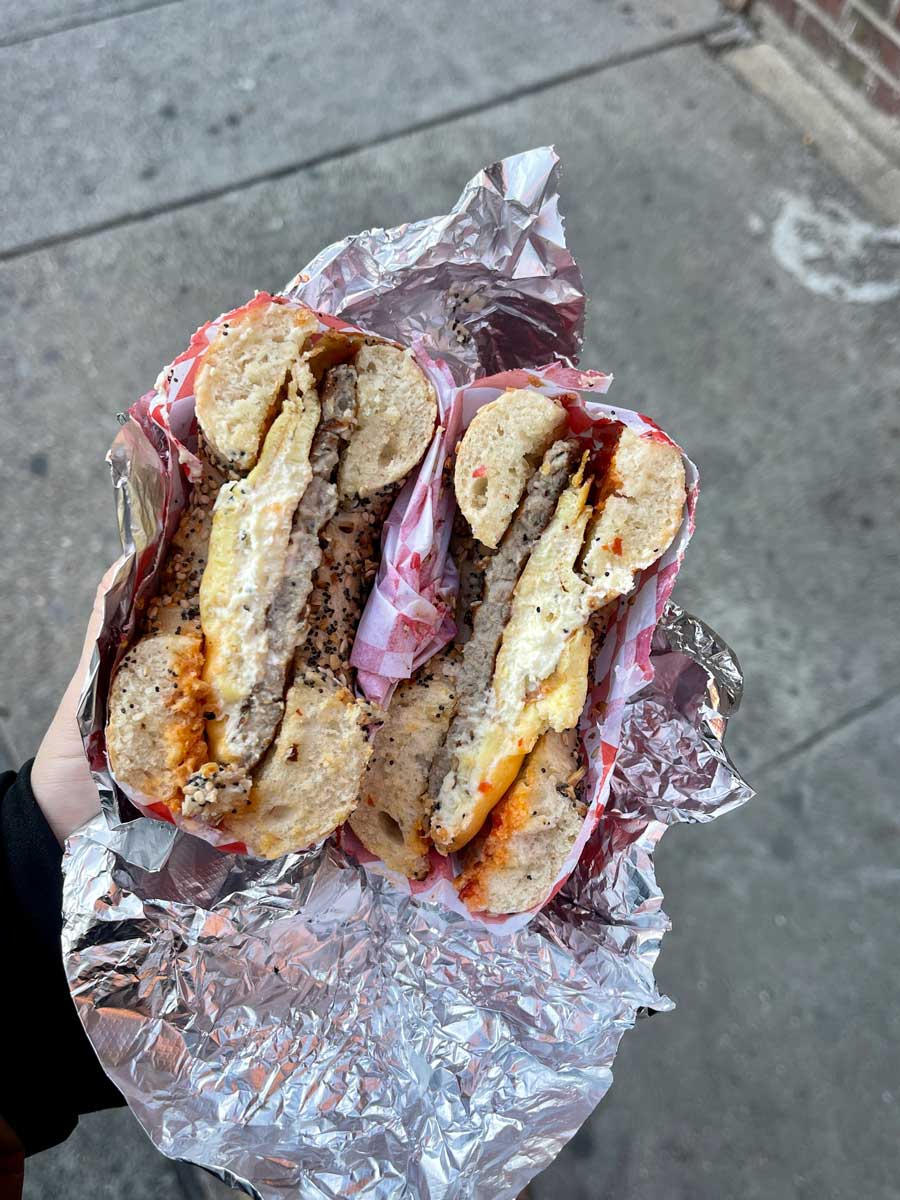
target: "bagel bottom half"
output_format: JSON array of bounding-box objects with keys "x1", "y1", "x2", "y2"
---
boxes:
[
  {"x1": 456, "y1": 729, "x2": 585, "y2": 914},
  {"x1": 217, "y1": 669, "x2": 373, "y2": 858}
]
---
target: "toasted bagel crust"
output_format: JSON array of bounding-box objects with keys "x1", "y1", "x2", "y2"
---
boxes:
[
  {"x1": 457, "y1": 730, "x2": 584, "y2": 914},
  {"x1": 350, "y1": 654, "x2": 457, "y2": 879},
  {"x1": 106, "y1": 634, "x2": 208, "y2": 805},
  {"x1": 581, "y1": 427, "x2": 686, "y2": 600},
  {"x1": 225, "y1": 670, "x2": 372, "y2": 858},
  {"x1": 338, "y1": 343, "x2": 437, "y2": 499},
  {"x1": 195, "y1": 301, "x2": 318, "y2": 470},
  {"x1": 453, "y1": 389, "x2": 568, "y2": 549}
]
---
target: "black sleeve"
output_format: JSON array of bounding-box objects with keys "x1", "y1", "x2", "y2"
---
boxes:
[{"x1": 0, "y1": 762, "x2": 123, "y2": 1156}]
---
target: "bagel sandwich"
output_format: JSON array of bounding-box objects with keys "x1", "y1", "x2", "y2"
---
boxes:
[
  {"x1": 106, "y1": 300, "x2": 437, "y2": 857},
  {"x1": 350, "y1": 386, "x2": 686, "y2": 912}
]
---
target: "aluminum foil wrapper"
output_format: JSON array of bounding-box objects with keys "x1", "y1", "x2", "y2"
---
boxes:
[
  {"x1": 63, "y1": 603, "x2": 751, "y2": 1199},
  {"x1": 62, "y1": 147, "x2": 754, "y2": 1197},
  {"x1": 285, "y1": 148, "x2": 585, "y2": 383}
]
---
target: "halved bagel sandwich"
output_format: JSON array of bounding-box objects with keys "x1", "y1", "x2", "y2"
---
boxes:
[
  {"x1": 106, "y1": 299, "x2": 437, "y2": 858},
  {"x1": 350, "y1": 386, "x2": 686, "y2": 911}
]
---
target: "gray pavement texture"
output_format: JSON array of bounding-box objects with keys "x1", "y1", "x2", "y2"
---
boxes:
[
  {"x1": 2, "y1": 0, "x2": 721, "y2": 254},
  {"x1": 2, "y1": 0, "x2": 898, "y2": 1197}
]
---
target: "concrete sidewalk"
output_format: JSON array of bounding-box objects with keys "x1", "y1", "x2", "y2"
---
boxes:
[{"x1": 2, "y1": 3, "x2": 898, "y2": 1198}]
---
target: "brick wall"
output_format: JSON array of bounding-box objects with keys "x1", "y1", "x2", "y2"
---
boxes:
[{"x1": 761, "y1": 0, "x2": 900, "y2": 114}]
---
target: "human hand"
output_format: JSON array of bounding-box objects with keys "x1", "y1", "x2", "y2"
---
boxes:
[{"x1": 31, "y1": 569, "x2": 115, "y2": 845}]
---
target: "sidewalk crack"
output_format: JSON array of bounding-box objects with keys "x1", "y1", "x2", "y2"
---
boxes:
[
  {"x1": 753, "y1": 681, "x2": 900, "y2": 777},
  {"x1": 0, "y1": 19, "x2": 731, "y2": 265},
  {"x1": 0, "y1": 0, "x2": 185, "y2": 51}
]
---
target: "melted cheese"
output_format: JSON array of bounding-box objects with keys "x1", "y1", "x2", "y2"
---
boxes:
[
  {"x1": 433, "y1": 628, "x2": 592, "y2": 853},
  {"x1": 492, "y1": 470, "x2": 594, "y2": 721},
  {"x1": 200, "y1": 362, "x2": 319, "y2": 762},
  {"x1": 432, "y1": 465, "x2": 597, "y2": 854}
]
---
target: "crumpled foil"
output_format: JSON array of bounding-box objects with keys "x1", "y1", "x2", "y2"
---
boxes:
[
  {"x1": 62, "y1": 147, "x2": 754, "y2": 1198},
  {"x1": 285, "y1": 148, "x2": 585, "y2": 383},
  {"x1": 63, "y1": 603, "x2": 751, "y2": 1200}
]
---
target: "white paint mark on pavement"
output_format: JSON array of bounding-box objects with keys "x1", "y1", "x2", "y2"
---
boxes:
[{"x1": 771, "y1": 192, "x2": 900, "y2": 303}]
